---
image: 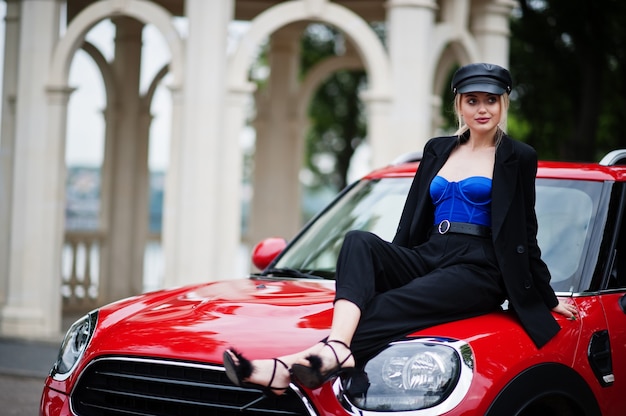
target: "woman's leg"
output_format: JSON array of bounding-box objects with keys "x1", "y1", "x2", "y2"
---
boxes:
[
  {"x1": 349, "y1": 234, "x2": 505, "y2": 362},
  {"x1": 289, "y1": 231, "x2": 431, "y2": 377},
  {"x1": 335, "y1": 230, "x2": 430, "y2": 309},
  {"x1": 227, "y1": 231, "x2": 429, "y2": 389},
  {"x1": 226, "y1": 299, "x2": 360, "y2": 390}
]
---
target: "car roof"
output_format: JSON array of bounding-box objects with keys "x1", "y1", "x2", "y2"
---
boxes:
[{"x1": 363, "y1": 160, "x2": 626, "y2": 182}]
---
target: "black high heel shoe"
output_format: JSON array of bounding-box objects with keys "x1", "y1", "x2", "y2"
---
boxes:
[
  {"x1": 291, "y1": 339, "x2": 354, "y2": 389},
  {"x1": 223, "y1": 349, "x2": 290, "y2": 396}
]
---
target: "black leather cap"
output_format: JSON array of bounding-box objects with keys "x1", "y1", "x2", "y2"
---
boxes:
[{"x1": 451, "y1": 63, "x2": 512, "y2": 95}]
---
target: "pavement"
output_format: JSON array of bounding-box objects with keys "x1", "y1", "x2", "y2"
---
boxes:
[
  {"x1": 0, "y1": 336, "x2": 60, "y2": 379},
  {"x1": 0, "y1": 372, "x2": 49, "y2": 416},
  {"x1": 0, "y1": 334, "x2": 65, "y2": 415}
]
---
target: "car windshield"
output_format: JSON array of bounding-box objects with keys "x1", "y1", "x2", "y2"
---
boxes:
[{"x1": 273, "y1": 176, "x2": 604, "y2": 293}]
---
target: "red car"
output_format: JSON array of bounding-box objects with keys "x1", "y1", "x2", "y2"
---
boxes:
[{"x1": 41, "y1": 150, "x2": 626, "y2": 416}]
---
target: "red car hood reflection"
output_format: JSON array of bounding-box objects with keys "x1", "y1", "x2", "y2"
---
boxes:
[
  {"x1": 86, "y1": 278, "x2": 337, "y2": 365},
  {"x1": 83, "y1": 277, "x2": 577, "y2": 374}
]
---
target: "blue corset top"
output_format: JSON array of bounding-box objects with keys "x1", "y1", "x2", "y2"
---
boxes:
[{"x1": 430, "y1": 175, "x2": 492, "y2": 227}]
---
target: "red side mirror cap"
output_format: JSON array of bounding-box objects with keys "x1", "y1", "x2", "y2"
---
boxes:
[{"x1": 251, "y1": 238, "x2": 287, "y2": 270}]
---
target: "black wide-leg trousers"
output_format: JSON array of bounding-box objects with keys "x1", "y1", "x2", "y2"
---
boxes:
[{"x1": 335, "y1": 230, "x2": 506, "y2": 362}]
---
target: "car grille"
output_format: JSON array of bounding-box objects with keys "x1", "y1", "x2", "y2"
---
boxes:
[{"x1": 70, "y1": 357, "x2": 316, "y2": 416}]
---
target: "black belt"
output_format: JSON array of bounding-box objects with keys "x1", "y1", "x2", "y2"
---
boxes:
[{"x1": 433, "y1": 220, "x2": 491, "y2": 238}]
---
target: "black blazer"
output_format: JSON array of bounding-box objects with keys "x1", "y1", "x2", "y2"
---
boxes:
[{"x1": 392, "y1": 134, "x2": 560, "y2": 348}]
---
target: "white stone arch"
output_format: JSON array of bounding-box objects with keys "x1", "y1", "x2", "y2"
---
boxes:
[
  {"x1": 81, "y1": 41, "x2": 117, "y2": 105},
  {"x1": 69, "y1": 41, "x2": 118, "y2": 306},
  {"x1": 44, "y1": 0, "x2": 184, "y2": 311},
  {"x1": 425, "y1": 24, "x2": 482, "y2": 133},
  {"x1": 228, "y1": 0, "x2": 390, "y2": 99},
  {"x1": 293, "y1": 53, "x2": 365, "y2": 180},
  {"x1": 48, "y1": 0, "x2": 183, "y2": 90},
  {"x1": 296, "y1": 54, "x2": 364, "y2": 119},
  {"x1": 226, "y1": 0, "x2": 392, "y2": 197},
  {"x1": 143, "y1": 63, "x2": 170, "y2": 106},
  {"x1": 429, "y1": 24, "x2": 481, "y2": 98}
]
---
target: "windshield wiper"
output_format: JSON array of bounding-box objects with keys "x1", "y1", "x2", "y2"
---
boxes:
[{"x1": 257, "y1": 267, "x2": 326, "y2": 280}]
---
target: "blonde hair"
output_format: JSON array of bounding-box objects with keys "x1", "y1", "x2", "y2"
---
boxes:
[{"x1": 453, "y1": 93, "x2": 510, "y2": 146}]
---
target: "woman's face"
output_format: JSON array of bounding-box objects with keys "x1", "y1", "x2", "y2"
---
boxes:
[{"x1": 459, "y1": 92, "x2": 502, "y2": 136}]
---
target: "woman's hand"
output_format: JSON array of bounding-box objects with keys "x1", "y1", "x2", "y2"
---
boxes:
[{"x1": 552, "y1": 300, "x2": 578, "y2": 320}]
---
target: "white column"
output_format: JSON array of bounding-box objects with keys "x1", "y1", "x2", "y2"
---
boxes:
[
  {"x1": 385, "y1": 0, "x2": 439, "y2": 161},
  {"x1": 163, "y1": 0, "x2": 234, "y2": 286},
  {"x1": 204, "y1": 0, "x2": 239, "y2": 280},
  {"x1": 440, "y1": 0, "x2": 470, "y2": 28},
  {"x1": 98, "y1": 103, "x2": 117, "y2": 305},
  {"x1": 362, "y1": 91, "x2": 393, "y2": 169},
  {"x1": 135, "y1": 99, "x2": 152, "y2": 290},
  {"x1": 0, "y1": 0, "x2": 20, "y2": 308},
  {"x1": 0, "y1": 0, "x2": 63, "y2": 337},
  {"x1": 103, "y1": 17, "x2": 145, "y2": 302},
  {"x1": 247, "y1": 26, "x2": 302, "y2": 249},
  {"x1": 471, "y1": 0, "x2": 517, "y2": 66},
  {"x1": 161, "y1": 85, "x2": 182, "y2": 286}
]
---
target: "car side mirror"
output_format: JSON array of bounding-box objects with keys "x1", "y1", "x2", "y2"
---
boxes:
[{"x1": 251, "y1": 237, "x2": 287, "y2": 270}]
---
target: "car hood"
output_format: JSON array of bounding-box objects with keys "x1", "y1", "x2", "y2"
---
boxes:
[
  {"x1": 86, "y1": 277, "x2": 337, "y2": 365},
  {"x1": 83, "y1": 277, "x2": 579, "y2": 371}
]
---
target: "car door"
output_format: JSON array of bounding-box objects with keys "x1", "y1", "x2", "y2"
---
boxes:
[
  {"x1": 595, "y1": 291, "x2": 626, "y2": 413},
  {"x1": 596, "y1": 183, "x2": 626, "y2": 413}
]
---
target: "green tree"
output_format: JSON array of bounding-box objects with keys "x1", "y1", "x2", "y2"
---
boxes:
[
  {"x1": 509, "y1": 0, "x2": 626, "y2": 161},
  {"x1": 300, "y1": 24, "x2": 370, "y2": 192}
]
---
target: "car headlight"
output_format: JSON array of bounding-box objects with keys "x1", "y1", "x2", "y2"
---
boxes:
[
  {"x1": 335, "y1": 338, "x2": 473, "y2": 414},
  {"x1": 50, "y1": 311, "x2": 98, "y2": 380}
]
